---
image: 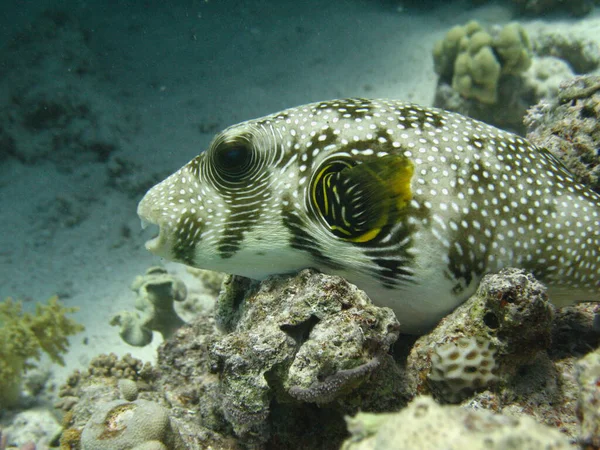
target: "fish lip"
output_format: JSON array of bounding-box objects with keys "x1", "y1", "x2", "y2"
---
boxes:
[
  {"x1": 137, "y1": 198, "x2": 166, "y2": 254},
  {"x1": 139, "y1": 216, "x2": 164, "y2": 253},
  {"x1": 143, "y1": 223, "x2": 163, "y2": 253}
]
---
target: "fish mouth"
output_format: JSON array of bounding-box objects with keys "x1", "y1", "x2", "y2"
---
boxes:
[
  {"x1": 137, "y1": 197, "x2": 168, "y2": 255},
  {"x1": 140, "y1": 217, "x2": 163, "y2": 253}
]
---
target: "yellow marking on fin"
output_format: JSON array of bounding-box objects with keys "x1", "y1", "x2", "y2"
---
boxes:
[
  {"x1": 311, "y1": 155, "x2": 414, "y2": 243},
  {"x1": 389, "y1": 158, "x2": 414, "y2": 210},
  {"x1": 349, "y1": 226, "x2": 383, "y2": 243},
  {"x1": 345, "y1": 155, "x2": 414, "y2": 243}
]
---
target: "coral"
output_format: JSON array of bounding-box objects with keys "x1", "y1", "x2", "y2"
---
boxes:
[
  {"x1": 432, "y1": 20, "x2": 600, "y2": 134},
  {"x1": 432, "y1": 23, "x2": 471, "y2": 80},
  {"x1": 428, "y1": 337, "x2": 497, "y2": 403},
  {"x1": 2, "y1": 408, "x2": 62, "y2": 449},
  {"x1": 57, "y1": 333, "x2": 240, "y2": 449},
  {"x1": 85, "y1": 353, "x2": 154, "y2": 381},
  {"x1": 118, "y1": 379, "x2": 139, "y2": 402},
  {"x1": 521, "y1": 56, "x2": 575, "y2": 101},
  {"x1": 525, "y1": 75, "x2": 600, "y2": 193},
  {"x1": 530, "y1": 28, "x2": 600, "y2": 74},
  {"x1": 407, "y1": 268, "x2": 554, "y2": 403},
  {"x1": 494, "y1": 23, "x2": 533, "y2": 75},
  {"x1": 341, "y1": 396, "x2": 572, "y2": 449},
  {"x1": 55, "y1": 355, "x2": 168, "y2": 450},
  {"x1": 0, "y1": 296, "x2": 83, "y2": 408},
  {"x1": 80, "y1": 399, "x2": 185, "y2": 450},
  {"x1": 56, "y1": 353, "x2": 156, "y2": 414},
  {"x1": 575, "y1": 347, "x2": 600, "y2": 448},
  {"x1": 110, "y1": 267, "x2": 187, "y2": 346},
  {"x1": 131, "y1": 442, "x2": 168, "y2": 450},
  {"x1": 433, "y1": 21, "x2": 532, "y2": 105},
  {"x1": 210, "y1": 269, "x2": 404, "y2": 445}
]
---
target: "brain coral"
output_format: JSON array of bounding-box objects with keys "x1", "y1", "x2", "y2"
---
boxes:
[{"x1": 80, "y1": 399, "x2": 185, "y2": 450}]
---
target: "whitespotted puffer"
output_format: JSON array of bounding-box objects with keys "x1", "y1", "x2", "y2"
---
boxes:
[{"x1": 137, "y1": 98, "x2": 600, "y2": 334}]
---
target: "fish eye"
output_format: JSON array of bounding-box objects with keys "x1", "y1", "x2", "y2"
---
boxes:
[{"x1": 214, "y1": 143, "x2": 253, "y2": 179}]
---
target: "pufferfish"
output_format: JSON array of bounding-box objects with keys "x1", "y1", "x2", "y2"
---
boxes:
[{"x1": 137, "y1": 98, "x2": 600, "y2": 334}]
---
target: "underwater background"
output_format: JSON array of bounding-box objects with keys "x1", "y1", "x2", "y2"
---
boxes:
[{"x1": 1, "y1": 0, "x2": 600, "y2": 448}]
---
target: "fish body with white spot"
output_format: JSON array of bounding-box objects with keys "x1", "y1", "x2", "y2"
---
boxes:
[{"x1": 138, "y1": 99, "x2": 600, "y2": 334}]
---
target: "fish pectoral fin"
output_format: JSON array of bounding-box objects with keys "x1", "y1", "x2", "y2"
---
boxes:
[{"x1": 316, "y1": 155, "x2": 414, "y2": 242}]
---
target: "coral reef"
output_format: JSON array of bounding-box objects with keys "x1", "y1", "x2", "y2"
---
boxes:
[
  {"x1": 525, "y1": 74, "x2": 600, "y2": 193},
  {"x1": 55, "y1": 264, "x2": 600, "y2": 448},
  {"x1": 210, "y1": 269, "x2": 405, "y2": 446},
  {"x1": 341, "y1": 396, "x2": 572, "y2": 449},
  {"x1": 60, "y1": 270, "x2": 409, "y2": 449},
  {"x1": 433, "y1": 20, "x2": 600, "y2": 134},
  {"x1": 407, "y1": 268, "x2": 554, "y2": 403},
  {"x1": 0, "y1": 296, "x2": 84, "y2": 408},
  {"x1": 110, "y1": 267, "x2": 187, "y2": 347}
]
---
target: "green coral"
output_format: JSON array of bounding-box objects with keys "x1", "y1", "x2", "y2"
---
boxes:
[
  {"x1": 0, "y1": 296, "x2": 84, "y2": 407},
  {"x1": 433, "y1": 20, "x2": 532, "y2": 104}
]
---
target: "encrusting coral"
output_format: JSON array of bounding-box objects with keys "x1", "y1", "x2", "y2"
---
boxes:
[
  {"x1": 110, "y1": 267, "x2": 187, "y2": 346},
  {"x1": 0, "y1": 296, "x2": 83, "y2": 408},
  {"x1": 407, "y1": 268, "x2": 554, "y2": 403},
  {"x1": 525, "y1": 75, "x2": 600, "y2": 193},
  {"x1": 210, "y1": 269, "x2": 405, "y2": 445}
]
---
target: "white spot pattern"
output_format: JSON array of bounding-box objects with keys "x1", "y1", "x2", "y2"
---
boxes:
[{"x1": 137, "y1": 98, "x2": 600, "y2": 333}]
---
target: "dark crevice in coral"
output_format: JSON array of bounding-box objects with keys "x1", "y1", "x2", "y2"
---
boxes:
[
  {"x1": 483, "y1": 312, "x2": 500, "y2": 329},
  {"x1": 266, "y1": 400, "x2": 347, "y2": 450},
  {"x1": 279, "y1": 314, "x2": 320, "y2": 346}
]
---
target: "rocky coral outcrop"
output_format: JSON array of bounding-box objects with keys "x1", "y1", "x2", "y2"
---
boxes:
[
  {"x1": 525, "y1": 74, "x2": 600, "y2": 193},
  {"x1": 55, "y1": 270, "x2": 600, "y2": 449}
]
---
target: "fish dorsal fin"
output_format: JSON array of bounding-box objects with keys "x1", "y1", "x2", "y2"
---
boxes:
[{"x1": 311, "y1": 155, "x2": 414, "y2": 242}]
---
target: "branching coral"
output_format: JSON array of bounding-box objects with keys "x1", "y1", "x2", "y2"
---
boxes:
[{"x1": 0, "y1": 296, "x2": 84, "y2": 408}]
